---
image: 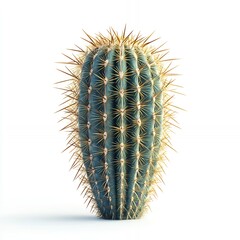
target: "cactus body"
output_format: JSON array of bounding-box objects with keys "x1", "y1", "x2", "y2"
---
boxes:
[{"x1": 58, "y1": 28, "x2": 179, "y2": 220}]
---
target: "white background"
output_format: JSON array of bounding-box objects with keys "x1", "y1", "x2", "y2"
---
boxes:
[{"x1": 1, "y1": 0, "x2": 240, "y2": 239}]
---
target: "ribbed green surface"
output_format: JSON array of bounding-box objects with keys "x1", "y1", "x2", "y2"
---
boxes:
[{"x1": 78, "y1": 45, "x2": 162, "y2": 219}]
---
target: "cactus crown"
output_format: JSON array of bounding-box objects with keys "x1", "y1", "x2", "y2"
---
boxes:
[{"x1": 57, "y1": 27, "x2": 181, "y2": 220}]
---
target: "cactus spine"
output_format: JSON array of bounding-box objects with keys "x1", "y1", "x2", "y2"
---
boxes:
[{"x1": 57, "y1": 27, "x2": 180, "y2": 220}]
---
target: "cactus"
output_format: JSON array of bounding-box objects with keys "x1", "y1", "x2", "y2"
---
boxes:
[{"x1": 57, "y1": 27, "x2": 180, "y2": 220}]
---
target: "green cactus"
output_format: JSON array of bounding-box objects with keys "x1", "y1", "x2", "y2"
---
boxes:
[{"x1": 57, "y1": 27, "x2": 180, "y2": 220}]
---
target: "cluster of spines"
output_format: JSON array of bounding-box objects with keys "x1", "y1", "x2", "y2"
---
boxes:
[{"x1": 56, "y1": 27, "x2": 181, "y2": 219}]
